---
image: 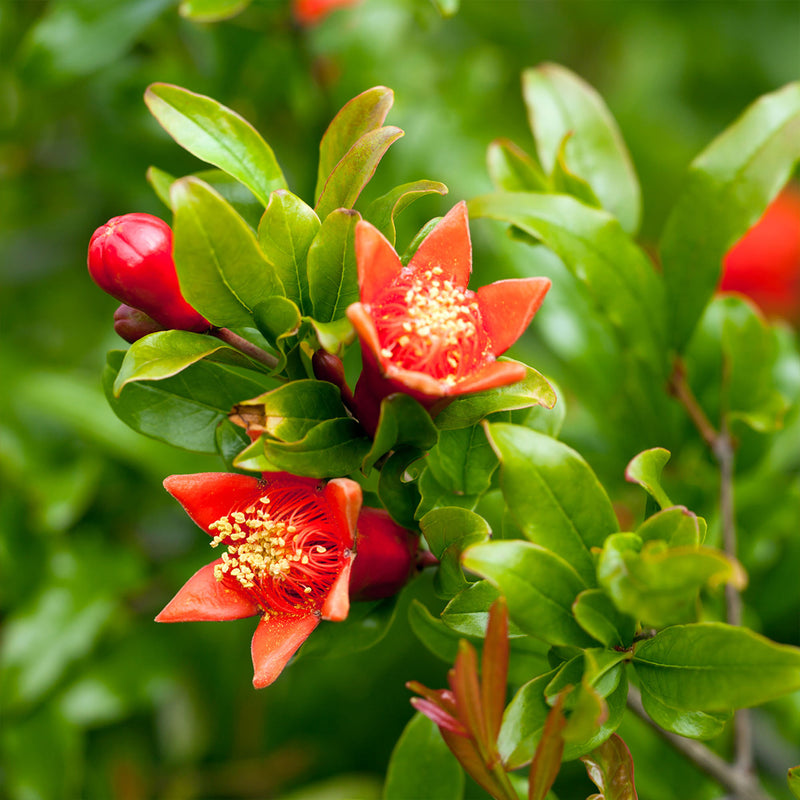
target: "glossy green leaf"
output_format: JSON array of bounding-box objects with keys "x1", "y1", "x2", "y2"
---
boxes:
[
  {"x1": 638, "y1": 684, "x2": 730, "y2": 740},
  {"x1": 215, "y1": 418, "x2": 251, "y2": 469},
  {"x1": 469, "y1": 192, "x2": 666, "y2": 372},
  {"x1": 522, "y1": 378, "x2": 566, "y2": 438},
  {"x1": 365, "y1": 180, "x2": 448, "y2": 245},
  {"x1": 485, "y1": 423, "x2": 618, "y2": 586},
  {"x1": 581, "y1": 734, "x2": 639, "y2": 800},
  {"x1": 789, "y1": 766, "x2": 800, "y2": 799},
  {"x1": 171, "y1": 176, "x2": 283, "y2": 327},
  {"x1": 487, "y1": 138, "x2": 548, "y2": 193},
  {"x1": 378, "y1": 449, "x2": 425, "y2": 530},
  {"x1": 253, "y1": 296, "x2": 302, "y2": 350},
  {"x1": 306, "y1": 315, "x2": 357, "y2": 355},
  {"x1": 408, "y1": 599, "x2": 462, "y2": 663},
  {"x1": 426, "y1": 425, "x2": 498, "y2": 497},
  {"x1": 572, "y1": 589, "x2": 636, "y2": 649},
  {"x1": 384, "y1": 712, "x2": 465, "y2": 800},
  {"x1": 564, "y1": 672, "x2": 627, "y2": 760},
  {"x1": 434, "y1": 363, "x2": 556, "y2": 430},
  {"x1": 416, "y1": 467, "x2": 480, "y2": 520},
  {"x1": 112, "y1": 330, "x2": 250, "y2": 395},
  {"x1": 104, "y1": 351, "x2": 268, "y2": 453},
  {"x1": 421, "y1": 507, "x2": 491, "y2": 598},
  {"x1": 597, "y1": 533, "x2": 745, "y2": 628},
  {"x1": 625, "y1": 448, "x2": 673, "y2": 509},
  {"x1": 146, "y1": 164, "x2": 174, "y2": 208},
  {"x1": 258, "y1": 190, "x2": 320, "y2": 314},
  {"x1": 498, "y1": 671, "x2": 555, "y2": 769},
  {"x1": 635, "y1": 506, "x2": 703, "y2": 547},
  {"x1": 633, "y1": 623, "x2": 800, "y2": 711},
  {"x1": 315, "y1": 126, "x2": 404, "y2": 220},
  {"x1": 523, "y1": 63, "x2": 641, "y2": 234},
  {"x1": 661, "y1": 81, "x2": 800, "y2": 350},
  {"x1": 179, "y1": 0, "x2": 252, "y2": 22},
  {"x1": 363, "y1": 394, "x2": 438, "y2": 472},
  {"x1": 463, "y1": 540, "x2": 595, "y2": 648},
  {"x1": 316, "y1": 86, "x2": 394, "y2": 201},
  {"x1": 551, "y1": 134, "x2": 603, "y2": 209},
  {"x1": 307, "y1": 208, "x2": 361, "y2": 323},
  {"x1": 441, "y1": 580, "x2": 526, "y2": 639},
  {"x1": 145, "y1": 83, "x2": 287, "y2": 205}
]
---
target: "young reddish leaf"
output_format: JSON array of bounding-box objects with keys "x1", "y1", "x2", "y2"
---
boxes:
[
  {"x1": 449, "y1": 640, "x2": 487, "y2": 750},
  {"x1": 580, "y1": 734, "x2": 638, "y2": 800},
  {"x1": 789, "y1": 765, "x2": 800, "y2": 799},
  {"x1": 481, "y1": 597, "x2": 509, "y2": 751},
  {"x1": 440, "y1": 728, "x2": 511, "y2": 800},
  {"x1": 529, "y1": 691, "x2": 567, "y2": 800}
]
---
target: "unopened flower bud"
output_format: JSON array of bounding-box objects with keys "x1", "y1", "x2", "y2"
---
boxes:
[
  {"x1": 350, "y1": 507, "x2": 419, "y2": 601},
  {"x1": 113, "y1": 304, "x2": 165, "y2": 344},
  {"x1": 88, "y1": 213, "x2": 210, "y2": 333}
]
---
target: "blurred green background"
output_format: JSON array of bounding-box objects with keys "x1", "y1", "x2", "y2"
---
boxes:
[{"x1": 1, "y1": 1, "x2": 799, "y2": 798}]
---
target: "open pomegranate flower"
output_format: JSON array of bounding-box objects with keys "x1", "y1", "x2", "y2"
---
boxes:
[
  {"x1": 156, "y1": 472, "x2": 361, "y2": 688},
  {"x1": 346, "y1": 201, "x2": 551, "y2": 433}
]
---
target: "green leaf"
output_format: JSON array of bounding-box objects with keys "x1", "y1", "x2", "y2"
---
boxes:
[
  {"x1": 430, "y1": 0, "x2": 460, "y2": 17},
  {"x1": 258, "y1": 190, "x2": 320, "y2": 315},
  {"x1": 597, "y1": 533, "x2": 745, "y2": 628},
  {"x1": 316, "y1": 86, "x2": 395, "y2": 201},
  {"x1": 145, "y1": 83, "x2": 287, "y2": 206},
  {"x1": 416, "y1": 467, "x2": 480, "y2": 520},
  {"x1": 378, "y1": 449, "x2": 424, "y2": 530},
  {"x1": 522, "y1": 63, "x2": 641, "y2": 234},
  {"x1": 179, "y1": 0, "x2": 252, "y2": 22},
  {"x1": 468, "y1": 192, "x2": 666, "y2": 373},
  {"x1": 789, "y1": 766, "x2": 800, "y2": 799},
  {"x1": 104, "y1": 351, "x2": 268, "y2": 453},
  {"x1": 463, "y1": 540, "x2": 595, "y2": 648},
  {"x1": 485, "y1": 423, "x2": 618, "y2": 586},
  {"x1": 633, "y1": 623, "x2": 800, "y2": 711},
  {"x1": 234, "y1": 380, "x2": 349, "y2": 443},
  {"x1": 146, "y1": 164, "x2": 174, "y2": 208},
  {"x1": 487, "y1": 138, "x2": 549, "y2": 192},
  {"x1": 551, "y1": 134, "x2": 603, "y2": 209},
  {"x1": 498, "y1": 671, "x2": 556, "y2": 769},
  {"x1": 253, "y1": 296, "x2": 302, "y2": 351},
  {"x1": 307, "y1": 209, "x2": 361, "y2": 323},
  {"x1": 660, "y1": 81, "x2": 800, "y2": 351},
  {"x1": 365, "y1": 180, "x2": 449, "y2": 245},
  {"x1": 421, "y1": 508, "x2": 491, "y2": 598},
  {"x1": 171, "y1": 176, "x2": 283, "y2": 327},
  {"x1": 638, "y1": 684, "x2": 730, "y2": 740},
  {"x1": 572, "y1": 589, "x2": 636, "y2": 649},
  {"x1": 408, "y1": 599, "x2": 462, "y2": 663},
  {"x1": 315, "y1": 126, "x2": 404, "y2": 220},
  {"x1": 580, "y1": 734, "x2": 639, "y2": 800},
  {"x1": 625, "y1": 448, "x2": 673, "y2": 510},
  {"x1": 306, "y1": 316, "x2": 357, "y2": 355},
  {"x1": 383, "y1": 713, "x2": 465, "y2": 800},
  {"x1": 635, "y1": 506, "x2": 703, "y2": 547},
  {"x1": 441, "y1": 580, "x2": 527, "y2": 639},
  {"x1": 363, "y1": 394, "x2": 438, "y2": 472},
  {"x1": 112, "y1": 330, "x2": 250, "y2": 395},
  {"x1": 434, "y1": 363, "x2": 556, "y2": 430},
  {"x1": 426, "y1": 425, "x2": 498, "y2": 497}
]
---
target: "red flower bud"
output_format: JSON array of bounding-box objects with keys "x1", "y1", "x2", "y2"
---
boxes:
[
  {"x1": 350, "y1": 508, "x2": 419, "y2": 601},
  {"x1": 292, "y1": 0, "x2": 360, "y2": 26},
  {"x1": 113, "y1": 304, "x2": 165, "y2": 344},
  {"x1": 88, "y1": 213, "x2": 210, "y2": 333},
  {"x1": 719, "y1": 185, "x2": 800, "y2": 323}
]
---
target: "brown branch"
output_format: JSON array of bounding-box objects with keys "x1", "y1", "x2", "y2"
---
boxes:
[{"x1": 212, "y1": 327, "x2": 279, "y2": 369}]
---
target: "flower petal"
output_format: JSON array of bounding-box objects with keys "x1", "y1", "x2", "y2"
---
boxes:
[
  {"x1": 323, "y1": 478, "x2": 362, "y2": 547},
  {"x1": 155, "y1": 561, "x2": 259, "y2": 622},
  {"x1": 355, "y1": 221, "x2": 404, "y2": 304},
  {"x1": 163, "y1": 473, "x2": 262, "y2": 535},
  {"x1": 408, "y1": 201, "x2": 472, "y2": 288},
  {"x1": 477, "y1": 277, "x2": 551, "y2": 356},
  {"x1": 251, "y1": 611, "x2": 320, "y2": 688},
  {"x1": 451, "y1": 359, "x2": 527, "y2": 395},
  {"x1": 320, "y1": 553, "x2": 353, "y2": 621}
]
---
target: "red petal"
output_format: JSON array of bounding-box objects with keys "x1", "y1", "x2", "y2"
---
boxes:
[
  {"x1": 355, "y1": 221, "x2": 403, "y2": 304},
  {"x1": 449, "y1": 360, "x2": 527, "y2": 395},
  {"x1": 155, "y1": 561, "x2": 259, "y2": 622},
  {"x1": 320, "y1": 553, "x2": 353, "y2": 621},
  {"x1": 477, "y1": 277, "x2": 551, "y2": 356},
  {"x1": 323, "y1": 478, "x2": 362, "y2": 547},
  {"x1": 163, "y1": 473, "x2": 262, "y2": 535},
  {"x1": 251, "y1": 611, "x2": 320, "y2": 688},
  {"x1": 408, "y1": 201, "x2": 472, "y2": 288}
]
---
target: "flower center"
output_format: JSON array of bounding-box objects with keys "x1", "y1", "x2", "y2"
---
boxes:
[
  {"x1": 372, "y1": 267, "x2": 492, "y2": 384},
  {"x1": 208, "y1": 484, "x2": 345, "y2": 616}
]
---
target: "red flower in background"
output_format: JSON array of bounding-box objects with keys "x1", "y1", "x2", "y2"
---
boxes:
[
  {"x1": 156, "y1": 472, "x2": 361, "y2": 688},
  {"x1": 347, "y1": 202, "x2": 550, "y2": 433},
  {"x1": 293, "y1": 0, "x2": 360, "y2": 26},
  {"x1": 719, "y1": 185, "x2": 800, "y2": 323},
  {"x1": 88, "y1": 213, "x2": 209, "y2": 333}
]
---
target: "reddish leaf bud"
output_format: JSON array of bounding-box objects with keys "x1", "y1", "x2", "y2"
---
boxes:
[
  {"x1": 88, "y1": 213, "x2": 210, "y2": 333},
  {"x1": 113, "y1": 304, "x2": 165, "y2": 344},
  {"x1": 350, "y1": 507, "x2": 419, "y2": 601}
]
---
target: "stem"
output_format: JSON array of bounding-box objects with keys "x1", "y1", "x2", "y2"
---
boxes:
[
  {"x1": 668, "y1": 359, "x2": 718, "y2": 446},
  {"x1": 627, "y1": 688, "x2": 768, "y2": 800},
  {"x1": 213, "y1": 327, "x2": 279, "y2": 369}
]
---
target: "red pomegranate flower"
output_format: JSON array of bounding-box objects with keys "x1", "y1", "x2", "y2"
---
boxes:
[
  {"x1": 156, "y1": 472, "x2": 361, "y2": 688},
  {"x1": 346, "y1": 202, "x2": 550, "y2": 432}
]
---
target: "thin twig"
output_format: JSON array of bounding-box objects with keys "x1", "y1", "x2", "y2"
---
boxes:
[
  {"x1": 627, "y1": 687, "x2": 768, "y2": 800},
  {"x1": 667, "y1": 359, "x2": 719, "y2": 447},
  {"x1": 212, "y1": 327, "x2": 279, "y2": 369}
]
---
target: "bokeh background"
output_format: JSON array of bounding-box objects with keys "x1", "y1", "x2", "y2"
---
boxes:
[{"x1": 1, "y1": 1, "x2": 799, "y2": 798}]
